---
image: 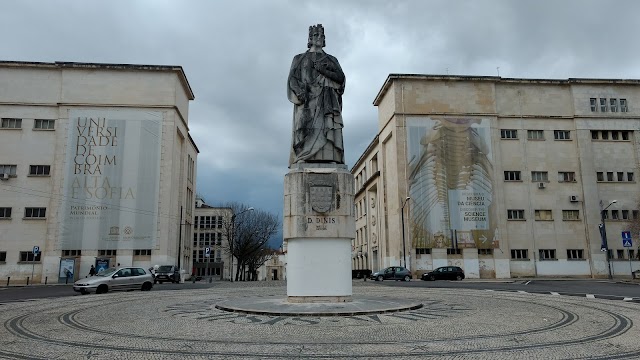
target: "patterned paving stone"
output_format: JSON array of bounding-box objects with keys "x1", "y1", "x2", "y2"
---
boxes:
[{"x1": 0, "y1": 282, "x2": 638, "y2": 359}]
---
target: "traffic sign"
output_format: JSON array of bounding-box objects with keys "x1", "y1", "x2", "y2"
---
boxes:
[
  {"x1": 32, "y1": 246, "x2": 40, "y2": 254},
  {"x1": 622, "y1": 231, "x2": 633, "y2": 248},
  {"x1": 205, "y1": 247, "x2": 211, "y2": 257}
]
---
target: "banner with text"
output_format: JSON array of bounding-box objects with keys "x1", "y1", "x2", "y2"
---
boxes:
[{"x1": 59, "y1": 109, "x2": 162, "y2": 249}]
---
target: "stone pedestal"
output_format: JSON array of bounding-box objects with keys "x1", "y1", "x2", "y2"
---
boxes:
[{"x1": 283, "y1": 163, "x2": 355, "y2": 302}]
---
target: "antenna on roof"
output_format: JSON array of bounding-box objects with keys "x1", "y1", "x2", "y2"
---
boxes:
[
  {"x1": 496, "y1": 67, "x2": 500, "y2": 76},
  {"x1": 446, "y1": 68, "x2": 449, "y2": 75}
]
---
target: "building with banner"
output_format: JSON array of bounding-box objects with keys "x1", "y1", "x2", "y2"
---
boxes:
[
  {"x1": 352, "y1": 74, "x2": 640, "y2": 279},
  {"x1": 0, "y1": 61, "x2": 198, "y2": 283}
]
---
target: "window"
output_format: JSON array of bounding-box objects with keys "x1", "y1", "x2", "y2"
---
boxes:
[
  {"x1": 607, "y1": 249, "x2": 613, "y2": 259},
  {"x1": 558, "y1": 172, "x2": 576, "y2": 182},
  {"x1": 20, "y1": 251, "x2": 41, "y2": 262},
  {"x1": 217, "y1": 232, "x2": 222, "y2": 246},
  {"x1": 29, "y1": 165, "x2": 50, "y2": 176},
  {"x1": 622, "y1": 131, "x2": 629, "y2": 140},
  {"x1": 98, "y1": 249, "x2": 117, "y2": 256},
  {"x1": 600, "y1": 98, "x2": 607, "y2": 112},
  {"x1": 602, "y1": 131, "x2": 609, "y2": 140},
  {"x1": 24, "y1": 207, "x2": 46, "y2": 218},
  {"x1": 478, "y1": 249, "x2": 493, "y2": 255},
  {"x1": 590, "y1": 98, "x2": 597, "y2": 112},
  {"x1": 634, "y1": 210, "x2": 639, "y2": 220},
  {"x1": 500, "y1": 129, "x2": 518, "y2": 139},
  {"x1": 591, "y1": 130, "x2": 599, "y2": 140},
  {"x1": 531, "y1": 171, "x2": 548, "y2": 182},
  {"x1": 34, "y1": 119, "x2": 55, "y2": 130},
  {"x1": 535, "y1": 210, "x2": 553, "y2": 221},
  {"x1": 0, "y1": 207, "x2": 11, "y2": 219},
  {"x1": 507, "y1": 209, "x2": 525, "y2": 220},
  {"x1": 504, "y1": 171, "x2": 521, "y2": 181},
  {"x1": 416, "y1": 248, "x2": 431, "y2": 255},
  {"x1": 602, "y1": 210, "x2": 609, "y2": 220},
  {"x1": 622, "y1": 210, "x2": 629, "y2": 220},
  {"x1": 611, "y1": 210, "x2": 619, "y2": 220},
  {"x1": 511, "y1": 249, "x2": 529, "y2": 260},
  {"x1": 567, "y1": 249, "x2": 584, "y2": 260},
  {"x1": 610, "y1": 98, "x2": 618, "y2": 112},
  {"x1": 217, "y1": 216, "x2": 223, "y2": 228},
  {"x1": 193, "y1": 233, "x2": 198, "y2": 247},
  {"x1": 134, "y1": 249, "x2": 152, "y2": 256},
  {"x1": 628, "y1": 172, "x2": 634, "y2": 182},
  {"x1": 539, "y1": 249, "x2": 557, "y2": 260},
  {"x1": 617, "y1": 250, "x2": 625, "y2": 259},
  {"x1": 0, "y1": 165, "x2": 17, "y2": 177},
  {"x1": 617, "y1": 172, "x2": 624, "y2": 181},
  {"x1": 562, "y1": 210, "x2": 580, "y2": 220},
  {"x1": 612, "y1": 131, "x2": 619, "y2": 140},
  {"x1": 0, "y1": 251, "x2": 5, "y2": 262},
  {"x1": 447, "y1": 248, "x2": 461, "y2": 255},
  {"x1": 630, "y1": 250, "x2": 635, "y2": 259},
  {"x1": 620, "y1": 99, "x2": 628, "y2": 112},
  {"x1": 1, "y1": 118, "x2": 22, "y2": 129},
  {"x1": 607, "y1": 172, "x2": 614, "y2": 181},
  {"x1": 527, "y1": 130, "x2": 544, "y2": 140},
  {"x1": 61, "y1": 250, "x2": 82, "y2": 256},
  {"x1": 554, "y1": 130, "x2": 571, "y2": 140},
  {"x1": 597, "y1": 172, "x2": 604, "y2": 181}
]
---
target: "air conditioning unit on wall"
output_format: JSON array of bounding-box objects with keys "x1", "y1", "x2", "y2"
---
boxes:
[
  {"x1": 570, "y1": 195, "x2": 580, "y2": 202},
  {"x1": 538, "y1": 182, "x2": 546, "y2": 189}
]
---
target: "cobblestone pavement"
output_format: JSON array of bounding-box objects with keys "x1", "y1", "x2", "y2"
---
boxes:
[{"x1": 0, "y1": 281, "x2": 639, "y2": 359}]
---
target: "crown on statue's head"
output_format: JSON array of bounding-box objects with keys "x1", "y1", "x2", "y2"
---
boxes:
[{"x1": 307, "y1": 24, "x2": 326, "y2": 48}]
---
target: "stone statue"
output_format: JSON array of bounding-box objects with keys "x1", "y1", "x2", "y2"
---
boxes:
[{"x1": 287, "y1": 24, "x2": 346, "y2": 166}]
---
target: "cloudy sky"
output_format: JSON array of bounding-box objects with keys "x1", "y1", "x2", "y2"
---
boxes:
[{"x1": 3, "y1": 0, "x2": 640, "y2": 245}]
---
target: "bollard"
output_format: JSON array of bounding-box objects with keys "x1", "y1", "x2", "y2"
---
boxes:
[
  {"x1": 65, "y1": 276, "x2": 68, "y2": 285},
  {"x1": 26, "y1": 277, "x2": 30, "y2": 286},
  {"x1": 6, "y1": 277, "x2": 9, "y2": 286},
  {"x1": 45, "y1": 276, "x2": 48, "y2": 285}
]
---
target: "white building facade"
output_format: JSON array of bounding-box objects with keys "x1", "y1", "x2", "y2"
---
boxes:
[
  {"x1": 0, "y1": 61, "x2": 198, "y2": 284},
  {"x1": 192, "y1": 199, "x2": 232, "y2": 280},
  {"x1": 352, "y1": 74, "x2": 640, "y2": 279}
]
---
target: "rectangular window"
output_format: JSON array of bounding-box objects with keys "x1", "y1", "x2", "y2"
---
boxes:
[
  {"x1": 193, "y1": 233, "x2": 198, "y2": 247},
  {"x1": 217, "y1": 232, "x2": 222, "y2": 246},
  {"x1": 620, "y1": 99, "x2": 628, "y2": 112},
  {"x1": 500, "y1": 129, "x2": 518, "y2": 139},
  {"x1": 558, "y1": 172, "x2": 576, "y2": 182},
  {"x1": 24, "y1": 207, "x2": 46, "y2": 218},
  {"x1": 607, "y1": 172, "x2": 614, "y2": 181},
  {"x1": 478, "y1": 249, "x2": 493, "y2": 255},
  {"x1": 98, "y1": 249, "x2": 117, "y2": 256},
  {"x1": 447, "y1": 248, "x2": 461, "y2": 255},
  {"x1": 630, "y1": 250, "x2": 635, "y2": 259},
  {"x1": 416, "y1": 248, "x2": 431, "y2": 255},
  {"x1": 622, "y1": 131, "x2": 629, "y2": 140},
  {"x1": 61, "y1": 250, "x2": 82, "y2": 256},
  {"x1": 0, "y1": 207, "x2": 11, "y2": 219},
  {"x1": 511, "y1": 249, "x2": 529, "y2": 260},
  {"x1": 634, "y1": 210, "x2": 639, "y2": 220},
  {"x1": 531, "y1": 171, "x2": 548, "y2": 182},
  {"x1": 602, "y1": 210, "x2": 609, "y2": 220},
  {"x1": 622, "y1": 210, "x2": 629, "y2": 220},
  {"x1": 1, "y1": 118, "x2": 22, "y2": 129},
  {"x1": 567, "y1": 249, "x2": 584, "y2": 260},
  {"x1": 617, "y1": 172, "x2": 624, "y2": 181},
  {"x1": 562, "y1": 210, "x2": 580, "y2": 220},
  {"x1": 535, "y1": 210, "x2": 553, "y2": 221},
  {"x1": 19, "y1": 251, "x2": 41, "y2": 262},
  {"x1": 597, "y1": 172, "x2": 604, "y2": 181},
  {"x1": 590, "y1": 98, "x2": 597, "y2": 112},
  {"x1": 554, "y1": 130, "x2": 571, "y2": 140},
  {"x1": 29, "y1": 165, "x2": 50, "y2": 176},
  {"x1": 134, "y1": 249, "x2": 152, "y2": 256},
  {"x1": 0, "y1": 165, "x2": 17, "y2": 177},
  {"x1": 507, "y1": 209, "x2": 525, "y2": 220},
  {"x1": 612, "y1": 131, "x2": 619, "y2": 141},
  {"x1": 34, "y1": 119, "x2": 55, "y2": 130},
  {"x1": 628, "y1": 172, "x2": 634, "y2": 182},
  {"x1": 539, "y1": 249, "x2": 557, "y2": 260},
  {"x1": 611, "y1": 210, "x2": 619, "y2": 220},
  {"x1": 610, "y1": 98, "x2": 618, "y2": 112},
  {"x1": 607, "y1": 249, "x2": 613, "y2": 259},
  {"x1": 0, "y1": 251, "x2": 5, "y2": 262},
  {"x1": 617, "y1": 250, "x2": 625, "y2": 259},
  {"x1": 591, "y1": 130, "x2": 599, "y2": 140},
  {"x1": 504, "y1": 171, "x2": 521, "y2": 181},
  {"x1": 602, "y1": 130, "x2": 609, "y2": 140},
  {"x1": 600, "y1": 98, "x2": 607, "y2": 112},
  {"x1": 527, "y1": 130, "x2": 545, "y2": 140}
]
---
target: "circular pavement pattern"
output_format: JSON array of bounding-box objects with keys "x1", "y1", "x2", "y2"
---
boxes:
[{"x1": 0, "y1": 282, "x2": 639, "y2": 359}]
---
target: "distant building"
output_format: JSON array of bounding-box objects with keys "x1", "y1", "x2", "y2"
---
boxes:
[
  {"x1": 192, "y1": 197, "x2": 232, "y2": 280},
  {"x1": 352, "y1": 74, "x2": 640, "y2": 278},
  {"x1": 0, "y1": 61, "x2": 198, "y2": 283}
]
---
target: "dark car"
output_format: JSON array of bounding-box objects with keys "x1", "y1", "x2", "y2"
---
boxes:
[
  {"x1": 154, "y1": 265, "x2": 180, "y2": 284},
  {"x1": 421, "y1": 266, "x2": 465, "y2": 281},
  {"x1": 370, "y1": 266, "x2": 412, "y2": 281}
]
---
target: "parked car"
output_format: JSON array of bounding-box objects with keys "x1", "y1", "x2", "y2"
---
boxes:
[
  {"x1": 154, "y1": 265, "x2": 180, "y2": 284},
  {"x1": 73, "y1": 267, "x2": 154, "y2": 294},
  {"x1": 421, "y1": 266, "x2": 465, "y2": 281},
  {"x1": 370, "y1": 266, "x2": 412, "y2": 281}
]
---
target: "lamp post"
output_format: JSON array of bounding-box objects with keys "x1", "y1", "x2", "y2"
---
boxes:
[
  {"x1": 229, "y1": 207, "x2": 254, "y2": 282},
  {"x1": 600, "y1": 200, "x2": 617, "y2": 280},
  {"x1": 401, "y1": 197, "x2": 411, "y2": 268}
]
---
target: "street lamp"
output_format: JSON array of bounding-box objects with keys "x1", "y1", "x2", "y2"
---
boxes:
[
  {"x1": 229, "y1": 207, "x2": 254, "y2": 282},
  {"x1": 401, "y1": 197, "x2": 411, "y2": 268},
  {"x1": 600, "y1": 200, "x2": 617, "y2": 279}
]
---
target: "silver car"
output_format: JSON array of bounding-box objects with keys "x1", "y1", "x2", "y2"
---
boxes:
[{"x1": 73, "y1": 267, "x2": 154, "y2": 294}]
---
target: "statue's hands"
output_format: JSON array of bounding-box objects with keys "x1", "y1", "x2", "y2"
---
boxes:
[
  {"x1": 296, "y1": 92, "x2": 307, "y2": 104},
  {"x1": 313, "y1": 61, "x2": 330, "y2": 73}
]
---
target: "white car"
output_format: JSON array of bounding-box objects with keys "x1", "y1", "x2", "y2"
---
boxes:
[{"x1": 73, "y1": 267, "x2": 154, "y2": 294}]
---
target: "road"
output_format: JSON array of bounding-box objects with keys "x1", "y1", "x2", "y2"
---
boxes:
[{"x1": 1, "y1": 279, "x2": 639, "y2": 303}]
